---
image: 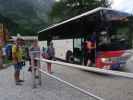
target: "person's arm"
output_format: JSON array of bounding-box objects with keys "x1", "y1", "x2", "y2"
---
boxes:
[
  {"x1": 12, "y1": 46, "x2": 17, "y2": 64},
  {"x1": 53, "y1": 48, "x2": 55, "y2": 58},
  {"x1": 29, "y1": 47, "x2": 32, "y2": 59},
  {"x1": 38, "y1": 47, "x2": 41, "y2": 58},
  {"x1": 52, "y1": 47, "x2": 55, "y2": 60},
  {"x1": 12, "y1": 53, "x2": 18, "y2": 64}
]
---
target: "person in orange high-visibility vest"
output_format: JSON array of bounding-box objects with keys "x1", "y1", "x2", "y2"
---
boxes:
[{"x1": 84, "y1": 32, "x2": 96, "y2": 66}]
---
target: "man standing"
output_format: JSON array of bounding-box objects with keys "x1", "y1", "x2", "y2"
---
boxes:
[
  {"x1": 12, "y1": 38, "x2": 24, "y2": 85},
  {"x1": 28, "y1": 40, "x2": 40, "y2": 74}
]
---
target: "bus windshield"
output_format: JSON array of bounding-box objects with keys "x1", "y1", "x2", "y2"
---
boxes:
[{"x1": 98, "y1": 18, "x2": 132, "y2": 51}]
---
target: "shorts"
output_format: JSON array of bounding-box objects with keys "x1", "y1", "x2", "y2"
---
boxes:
[
  {"x1": 29, "y1": 59, "x2": 38, "y2": 66},
  {"x1": 34, "y1": 60, "x2": 38, "y2": 66},
  {"x1": 47, "y1": 57, "x2": 53, "y2": 65},
  {"x1": 14, "y1": 62, "x2": 23, "y2": 72}
]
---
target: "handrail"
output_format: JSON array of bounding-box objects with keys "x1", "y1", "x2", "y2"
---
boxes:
[
  {"x1": 31, "y1": 56, "x2": 104, "y2": 99},
  {"x1": 32, "y1": 57, "x2": 133, "y2": 100},
  {"x1": 36, "y1": 58, "x2": 133, "y2": 79}
]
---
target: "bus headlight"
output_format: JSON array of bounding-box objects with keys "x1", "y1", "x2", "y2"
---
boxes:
[{"x1": 101, "y1": 58, "x2": 111, "y2": 63}]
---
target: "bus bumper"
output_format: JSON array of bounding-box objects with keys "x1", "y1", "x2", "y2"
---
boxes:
[{"x1": 110, "y1": 62, "x2": 126, "y2": 70}]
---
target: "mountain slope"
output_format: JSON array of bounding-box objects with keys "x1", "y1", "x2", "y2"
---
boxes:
[{"x1": 0, "y1": 0, "x2": 54, "y2": 35}]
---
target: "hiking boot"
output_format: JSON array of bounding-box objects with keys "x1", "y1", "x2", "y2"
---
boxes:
[
  {"x1": 18, "y1": 80, "x2": 24, "y2": 82},
  {"x1": 35, "y1": 76, "x2": 39, "y2": 79},
  {"x1": 16, "y1": 81, "x2": 22, "y2": 85},
  {"x1": 28, "y1": 67, "x2": 32, "y2": 72}
]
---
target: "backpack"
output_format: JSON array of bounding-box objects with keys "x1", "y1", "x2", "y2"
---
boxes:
[{"x1": 5, "y1": 44, "x2": 12, "y2": 60}]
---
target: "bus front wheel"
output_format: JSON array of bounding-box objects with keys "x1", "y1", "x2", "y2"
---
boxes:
[{"x1": 66, "y1": 50, "x2": 74, "y2": 63}]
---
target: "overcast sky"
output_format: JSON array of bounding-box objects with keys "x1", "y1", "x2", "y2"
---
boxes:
[
  {"x1": 54, "y1": 0, "x2": 133, "y2": 13},
  {"x1": 112, "y1": 0, "x2": 133, "y2": 13}
]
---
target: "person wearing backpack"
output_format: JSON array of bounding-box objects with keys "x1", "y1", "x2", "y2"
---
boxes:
[{"x1": 12, "y1": 38, "x2": 24, "y2": 85}]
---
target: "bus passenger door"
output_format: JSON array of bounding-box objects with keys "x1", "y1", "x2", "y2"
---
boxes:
[{"x1": 73, "y1": 38, "x2": 84, "y2": 64}]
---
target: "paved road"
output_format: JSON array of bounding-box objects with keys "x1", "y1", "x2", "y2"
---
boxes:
[
  {"x1": 41, "y1": 62, "x2": 133, "y2": 100},
  {"x1": 1, "y1": 61, "x2": 133, "y2": 100},
  {"x1": 0, "y1": 64, "x2": 96, "y2": 100},
  {"x1": 125, "y1": 56, "x2": 133, "y2": 73}
]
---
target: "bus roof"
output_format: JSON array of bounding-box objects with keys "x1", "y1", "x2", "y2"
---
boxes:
[{"x1": 38, "y1": 7, "x2": 131, "y2": 41}]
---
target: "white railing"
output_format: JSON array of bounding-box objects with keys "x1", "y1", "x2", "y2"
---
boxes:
[
  {"x1": 30, "y1": 51, "x2": 133, "y2": 100},
  {"x1": 36, "y1": 58, "x2": 133, "y2": 79},
  {"x1": 30, "y1": 51, "x2": 103, "y2": 100}
]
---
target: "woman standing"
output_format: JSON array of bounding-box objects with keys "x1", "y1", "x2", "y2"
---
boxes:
[{"x1": 47, "y1": 41, "x2": 55, "y2": 74}]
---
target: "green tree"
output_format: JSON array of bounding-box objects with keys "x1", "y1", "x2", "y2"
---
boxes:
[{"x1": 50, "y1": 0, "x2": 111, "y2": 23}]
